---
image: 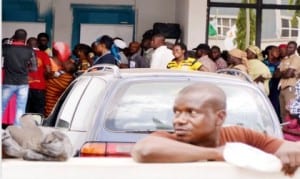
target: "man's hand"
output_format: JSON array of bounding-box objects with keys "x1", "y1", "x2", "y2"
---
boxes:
[
  {"x1": 282, "y1": 68, "x2": 296, "y2": 79},
  {"x1": 254, "y1": 75, "x2": 265, "y2": 83},
  {"x1": 274, "y1": 141, "x2": 300, "y2": 175}
]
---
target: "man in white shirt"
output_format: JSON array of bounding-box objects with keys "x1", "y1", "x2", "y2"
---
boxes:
[{"x1": 150, "y1": 34, "x2": 174, "y2": 69}]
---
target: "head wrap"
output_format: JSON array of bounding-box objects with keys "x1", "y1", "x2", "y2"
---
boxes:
[
  {"x1": 52, "y1": 42, "x2": 71, "y2": 62},
  {"x1": 229, "y1": 48, "x2": 248, "y2": 68},
  {"x1": 114, "y1": 39, "x2": 127, "y2": 49},
  {"x1": 278, "y1": 44, "x2": 287, "y2": 49},
  {"x1": 247, "y1": 45, "x2": 263, "y2": 61}
]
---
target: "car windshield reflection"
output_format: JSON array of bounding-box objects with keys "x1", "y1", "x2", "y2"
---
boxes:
[{"x1": 105, "y1": 81, "x2": 273, "y2": 135}]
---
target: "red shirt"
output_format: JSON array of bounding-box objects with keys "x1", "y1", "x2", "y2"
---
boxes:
[{"x1": 28, "y1": 49, "x2": 50, "y2": 90}]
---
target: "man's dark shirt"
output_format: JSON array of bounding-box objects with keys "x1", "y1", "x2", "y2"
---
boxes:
[
  {"x1": 94, "y1": 53, "x2": 117, "y2": 65},
  {"x1": 2, "y1": 44, "x2": 37, "y2": 85}
]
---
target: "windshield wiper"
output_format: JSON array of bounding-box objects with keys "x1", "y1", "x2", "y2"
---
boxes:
[{"x1": 125, "y1": 129, "x2": 175, "y2": 133}]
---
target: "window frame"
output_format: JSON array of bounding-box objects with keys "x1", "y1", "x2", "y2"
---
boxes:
[
  {"x1": 210, "y1": 15, "x2": 237, "y2": 38},
  {"x1": 281, "y1": 16, "x2": 299, "y2": 38},
  {"x1": 207, "y1": 0, "x2": 300, "y2": 47}
]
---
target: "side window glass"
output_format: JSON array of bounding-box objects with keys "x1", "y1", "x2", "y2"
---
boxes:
[
  {"x1": 44, "y1": 82, "x2": 75, "y2": 127},
  {"x1": 71, "y1": 78, "x2": 106, "y2": 131},
  {"x1": 55, "y1": 77, "x2": 91, "y2": 129}
]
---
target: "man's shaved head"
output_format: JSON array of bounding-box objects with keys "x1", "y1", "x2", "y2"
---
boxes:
[{"x1": 177, "y1": 83, "x2": 226, "y2": 111}]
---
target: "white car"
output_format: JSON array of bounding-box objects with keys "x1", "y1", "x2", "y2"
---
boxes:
[
  {"x1": 40, "y1": 65, "x2": 282, "y2": 156},
  {"x1": 3, "y1": 158, "x2": 299, "y2": 179}
]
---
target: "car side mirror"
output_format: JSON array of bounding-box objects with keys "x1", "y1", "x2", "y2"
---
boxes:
[{"x1": 21, "y1": 113, "x2": 44, "y2": 126}]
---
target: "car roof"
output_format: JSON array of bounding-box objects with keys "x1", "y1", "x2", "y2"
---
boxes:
[{"x1": 82, "y1": 68, "x2": 252, "y2": 85}]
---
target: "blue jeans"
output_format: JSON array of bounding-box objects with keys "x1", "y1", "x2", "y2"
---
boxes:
[{"x1": 2, "y1": 84, "x2": 29, "y2": 126}]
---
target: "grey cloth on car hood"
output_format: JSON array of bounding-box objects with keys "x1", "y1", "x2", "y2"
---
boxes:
[{"x1": 2, "y1": 115, "x2": 73, "y2": 161}]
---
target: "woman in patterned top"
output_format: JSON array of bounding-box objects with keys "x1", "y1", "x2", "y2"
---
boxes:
[
  {"x1": 167, "y1": 42, "x2": 207, "y2": 71},
  {"x1": 44, "y1": 42, "x2": 76, "y2": 117}
]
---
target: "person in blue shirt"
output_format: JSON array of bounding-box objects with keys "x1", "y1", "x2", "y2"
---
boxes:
[
  {"x1": 263, "y1": 45, "x2": 281, "y2": 121},
  {"x1": 93, "y1": 35, "x2": 118, "y2": 66}
]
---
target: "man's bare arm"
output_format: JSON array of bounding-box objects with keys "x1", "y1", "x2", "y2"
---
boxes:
[{"x1": 131, "y1": 135, "x2": 223, "y2": 163}]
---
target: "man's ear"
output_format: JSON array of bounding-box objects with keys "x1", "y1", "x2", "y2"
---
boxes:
[{"x1": 215, "y1": 110, "x2": 226, "y2": 126}]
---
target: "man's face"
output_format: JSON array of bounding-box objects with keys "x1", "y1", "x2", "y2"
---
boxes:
[
  {"x1": 246, "y1": 49, "x2": 256, "y2": 60},
  {"x1": 38, "y1": 37, "x2": 49, "y2": 46},
  {"x1": 287, "y1": 43, "x2": 296, "y2": 56},
  {"x1": 279, "y1": 47, "x2": 287, "y2": 58},
  {"x1": 270, "y1": 47, "x2": 280, "y2": 59},
  {"x1": 172, "y1": 92, "x2": 219, "y2": 144},
  {"x1": 211, "y1": 48, "x2": 220, "y2": 60},
  {"x1": 129, "y1": 42, "x2": 140, "y2": 54},
  {"x1": 228, "y1": 55, "x2": 240, "y2": 65},
  {"x1": 151, "y1": 37, "x2": 160, "y2": 49},
  {"x1": 142, "y1": 39, "x2": 151, "y2": 50},
  {"x1": 95, "y1": 43, "x2": 105, "y2": 55},
  {"x1": 196, "y1": 49, "x2": 204, "y2": 58}
]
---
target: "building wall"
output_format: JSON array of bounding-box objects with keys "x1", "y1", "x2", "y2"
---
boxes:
[
  {"x1": 135, "y1": 0, "x2": 176, "y2": 40},
  {"x1": 51, "y1": 0, "x2": 176, "y2": 44},
  {"x1": 175, "y1": 0, "x2": 189, "y2": 46},
  {"x1": 175, "y1": 0, "x2": 207, "y2": 49},
  {"x1": 3, "y1": 0, "x2": 207, "y2": 50}
]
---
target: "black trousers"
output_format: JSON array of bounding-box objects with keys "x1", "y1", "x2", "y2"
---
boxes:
[{"x1": 26, "y1": 89, "x2": 46, "y2": 115}]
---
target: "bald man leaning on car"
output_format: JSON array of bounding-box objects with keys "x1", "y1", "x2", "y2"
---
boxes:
[{"x1": 131, "y1": 83, "x2": 300, "y2": 175}]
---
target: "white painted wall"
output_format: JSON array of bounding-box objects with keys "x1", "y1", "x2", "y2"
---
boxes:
[
  {"x1": 175, "y1": 0, "x2": 189, "y2": 45},
  {"x1": 52, "y1": 0, "x2": 135, "y2": 44},
  {"x1": 6, "y1": 0, "x2": 206, "y2": 50},
  {"x1": 187, "y1": 0, "x2": 207, "y2": 49},
  {"x1": 2, "y1": 22, "x2": 45, "y2": 39},
  {"x1": 49, "y1": 0, "x2": 176, "y2": 45},
  {"x1": 175, "y1": 0, "x2": 207, "y2": 50},
  {"x1": 135, "y1": 0, "x2": 176, "y2": 40}
]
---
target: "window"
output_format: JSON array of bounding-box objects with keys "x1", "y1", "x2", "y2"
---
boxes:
[
  {"x1": 70, "y1": 77, "x2": 106, "y2": 131},
  {"x1": 210, "y1": 16, "x2": 237, "y2": 38},
  {"x1": 55, "y1": 77, "x2": 92, "y2": 129},
  {"x1": 104, "y1": 79, "x2": 276, "y2": 136},
  {"x1": 207, "y1": 0, "x2": 300, "y2": 48},
  {"x1": 208, "y1": 7, "x2": 251, "y2": 50},
  {"x1": 281, "y1": 17, "x2": 299, "y2": 38}
]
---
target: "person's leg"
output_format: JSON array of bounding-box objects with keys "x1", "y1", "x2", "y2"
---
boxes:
[
  {"x1": 30, "y1": 89, "x2": 46, "y2": 115},
  {"x1": 25, "y1": 89, "x2": 33, "y2": 113},
  {"x1": 2, "y1": 85, "x2": 16, "y2": 117},
  {"x1": 269, "y1": 90, "x2": 281, "y2": 122},
  {"x1": 280, "y1": 86, "x2": 296, "y2": 122},
  {"x1": 279, "y1": 88, "x2": 286, "y2": 121},
  {"x1": 285, "y1": 86, "x2": 296, "y2": 108},
  {"x1": 15, "y1": 85, "x2": 29, "y2": 126}
]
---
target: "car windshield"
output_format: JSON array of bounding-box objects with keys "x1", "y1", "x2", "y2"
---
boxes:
[{"x1": 104, "y1": 80, "x2": 276, "y2": 136}]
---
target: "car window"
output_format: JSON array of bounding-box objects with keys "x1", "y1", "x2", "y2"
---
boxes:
[
  {"x1": 55, "y1": 77, "x2": 92, "y2": 129},
  {"x1": 104, "y1": 80, "x2": 276, "y2": 136},
  {"x1": 70, "y1": 77, "x2": 106, "y2": 131}
]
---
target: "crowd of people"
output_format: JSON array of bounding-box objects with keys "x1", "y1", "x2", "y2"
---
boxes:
[{"x1": 2, "y1": 28, "x2": 300, "y2": 134}]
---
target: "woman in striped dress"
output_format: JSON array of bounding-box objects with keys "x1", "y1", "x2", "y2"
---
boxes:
[{"x1": 44, "y1": 42, "x2": 76, "y2": 117}]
